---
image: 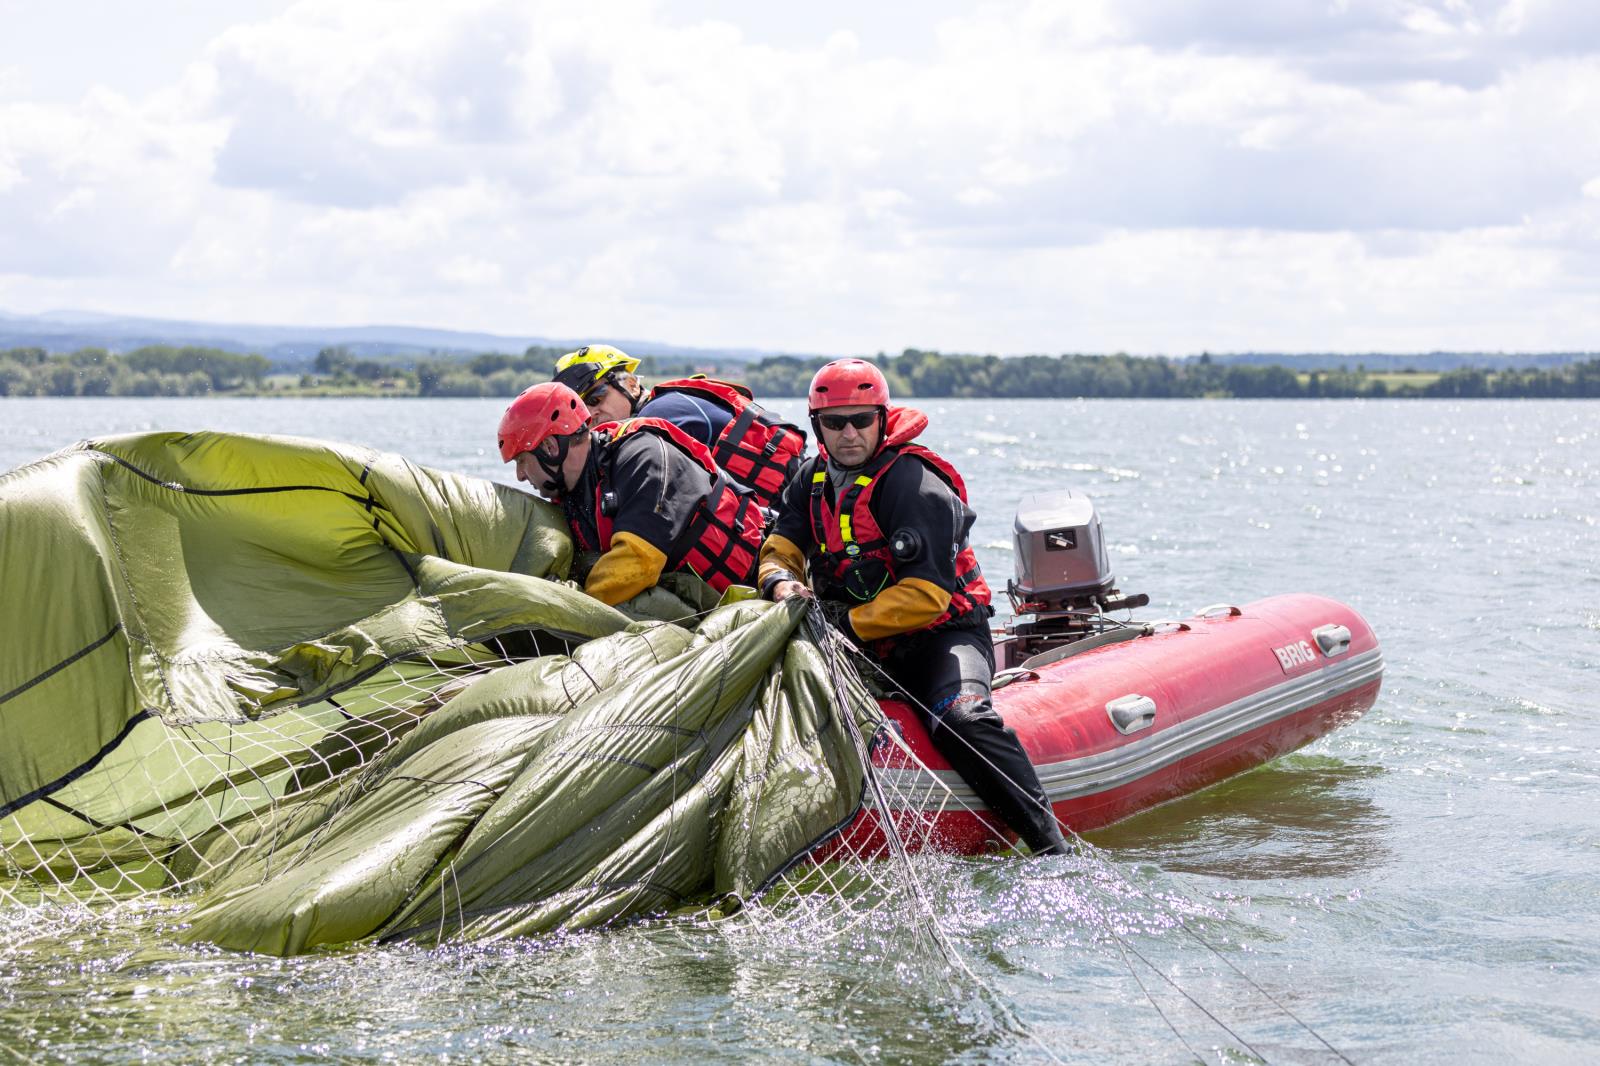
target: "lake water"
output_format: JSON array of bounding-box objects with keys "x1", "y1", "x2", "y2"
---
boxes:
[{"x1": 2, "y1": 397, "x2": 1597, "y2": 1064}]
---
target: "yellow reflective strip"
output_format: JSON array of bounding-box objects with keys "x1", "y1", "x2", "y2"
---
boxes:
[
  {"x1": 812, "y1": 471, "x2": 827, "y2": 483},
  {"x1": 855, "y1": 475, "x2": 872, "y2": 486},
  {"x1": 839, "y1": 515, "x2": 854, "y2": 542}
]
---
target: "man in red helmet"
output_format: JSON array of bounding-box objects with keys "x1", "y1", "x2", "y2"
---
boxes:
[
  {"x1": 757, "y1": 359, "x2": 1070, "y2": 856},
  {"x1": 498, "y1": 381, "x2": 764, "y2": 607}
]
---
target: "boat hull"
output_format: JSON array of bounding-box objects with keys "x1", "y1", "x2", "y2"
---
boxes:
[{"x1": 820, "y1": 593, "x2": 1383, "y2": 857}]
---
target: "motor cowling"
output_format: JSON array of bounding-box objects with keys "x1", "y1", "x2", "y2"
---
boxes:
[
  {"x1": 1008, "y1": 491, "x2": 1115, "y2": 613},
  {"x1": 1000, "y1": 490, "x2": 1148, "y2": 669}
]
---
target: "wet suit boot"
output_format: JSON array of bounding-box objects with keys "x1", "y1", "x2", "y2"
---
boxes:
[{"x1": 883, "y1": 627, "x2": 1073, "y2": 857}]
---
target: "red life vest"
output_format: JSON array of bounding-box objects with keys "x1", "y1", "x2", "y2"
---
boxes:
[
  {"x1": 647, "y1": 377, "x2": 806, "y2": 510},
  {"x1": 578, "y1": 417, "x2": 764, "y2": 594},
  {"x1": 806, "y1": 407, "x2": 992, "y2": 634}
]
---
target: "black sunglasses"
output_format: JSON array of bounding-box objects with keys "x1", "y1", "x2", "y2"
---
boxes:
[{"x1": 817, "y1": 411, "x2": 878, "y2": 432}]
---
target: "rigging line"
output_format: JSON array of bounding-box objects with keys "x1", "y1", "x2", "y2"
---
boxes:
[
  {"x1": 834, "y1": 629, "x2": 1058, "y2": 859},
  {"x1": 1116, "y1": 931, "x2": 1269, "y2": 1063},
  {"x1": 1173, "y1": 922, "x2": 1358, "y2": 1066},
  {"x1": 220, "y1": 667, "x2": 456, "y2": 878},
  {"x1": 1114, "y1": 934, "x2": 1205, "y2": 1065},
  {"x1": 806, "y1": 611, "x2": 1063, "y2": 1063},
  {"x1": 806, "y1": 611, "x2": 952, "y2": 963},
  {"x1": 0, "y1": 622, "x2": 122, "y2": 706},
  {"x1": 821, "y1": 615, "x2": 1309, "y2": 1060},
  {"x1": 430, "y1": 856, "x2": 456, "y2": 947},
  {"x1": 1053, "y1": 832, "x2": 1358, "y2": 1064},
  {"x1": 450, "y1": 855, "x2": 465, "y2": 945}
]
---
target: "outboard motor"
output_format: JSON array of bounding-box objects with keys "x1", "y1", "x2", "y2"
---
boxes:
[{"x1": 999, "y1": 490, "x2": 1148, "y2": 669}]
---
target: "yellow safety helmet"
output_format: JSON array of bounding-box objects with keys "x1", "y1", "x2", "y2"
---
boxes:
[{"x1": 552, "y1": 344, "x2": 641, "y2": 399}]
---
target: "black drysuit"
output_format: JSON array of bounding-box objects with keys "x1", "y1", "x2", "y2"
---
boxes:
[{"x1": 765, "y1": 450, "x2": 1069, "y2": 856}]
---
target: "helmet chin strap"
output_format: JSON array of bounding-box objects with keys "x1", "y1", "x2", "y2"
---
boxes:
[
  {"x1": 534, "y1": 432, "x2": 578, "y2": 492},
  {"x1": 593, "y1": 372, "x2": 643, "y2": 417}
]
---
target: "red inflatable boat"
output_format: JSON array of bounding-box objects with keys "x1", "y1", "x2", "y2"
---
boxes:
[{"x1": 821, "y1": 492, "x2": 1384, "y2": 856}]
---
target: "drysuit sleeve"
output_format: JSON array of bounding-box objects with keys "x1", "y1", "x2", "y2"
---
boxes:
[
  {"x1": 585, "y1": 531, "x2": 669, "y2": 606},
  {"x1": 758, "y1": 533, "x2": 809, "y2": 596},
  {"x1": 847, "y1": 579, "x2": 951, "y2": 641},
  {"x1": 844, "y1": 457, "x2": 969, "y2": 641}
]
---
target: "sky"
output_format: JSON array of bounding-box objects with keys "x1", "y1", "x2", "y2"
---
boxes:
[{"x1": 1, "y1": 0, "x2": 1598, "y2": 356}]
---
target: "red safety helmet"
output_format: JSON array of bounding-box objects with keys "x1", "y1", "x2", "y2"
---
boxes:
[
  {"x1": 809, "y1": 359, "x2": 890, "y2": 411},
  {"x1": 498, "y1": 382, "x2": 589, "y2": 462}
]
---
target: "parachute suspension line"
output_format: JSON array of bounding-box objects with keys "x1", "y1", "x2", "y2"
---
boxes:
[
  {"x1": 840, "y1": 637, "x2": 1067, "y2": 859},
  {"x1": 1116, "y1": 931, "x2": 1268, "y2": 1061},
  {"x1": 865, "y1": 708, "x2": 1032, "y2": 860},
  {"x1": 427, "y1": 847, "x2": 467, "y2": 951},
  {"x1": 823, "y1": 618, "x2": 1357, "y2": 1064},
  {"x1": 602, "y1": 626, "x2": 718, "y2": 937},
  {"x1": 1113, "y1": 935, "x2": 1206, "y2": 1065},
  {"x1": 804, "y1": 610, "x2": 955, "y2": 965},
  {"x1": 1071, "y1": 838, "x2": 1361, "y2": 1066},
  {"x1": 799, "y1": 610, "x2": 1071, "y2": 1063},
  {"x1": 281, "y1": 651, "x2": 484, "y2": 880},
  {"x1": 1176, "y1": 926, "x2": 1357, "y2": 1066}
]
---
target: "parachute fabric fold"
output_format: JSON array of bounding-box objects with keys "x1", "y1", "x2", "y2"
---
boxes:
[
  {"x1": 181, "y1": 598, "x2": 881, "y2": 955},
  {"x1": 1, "y1": 431, "x2": 623, "y2": 884}
]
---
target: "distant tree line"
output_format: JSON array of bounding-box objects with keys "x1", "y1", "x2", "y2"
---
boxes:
[
  {"x1": 6, "y1": 344, "x2": 1600, "y2": 400},
  {"x1": 0, "y1": 345, "x2": 271, "y2": 397},
  {"x1": 742, "y1": 350, "x2": 1600, "y2": 399},
  {"x1": 1207, "y1": 350, "x2": 1597, "y2": 372}
]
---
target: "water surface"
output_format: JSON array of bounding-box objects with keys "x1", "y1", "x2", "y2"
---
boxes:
[{"x1": 2, "y1": 397, "x2": 1596, "y2": 1063}]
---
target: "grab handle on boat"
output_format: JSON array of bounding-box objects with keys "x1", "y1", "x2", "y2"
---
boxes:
[
  {"x1": 1312, "y1": 623, "x2": 1352, "y2": 657},
  {"x1": 1144, "y1": 620, "x2": 1191, "y2": 634},
  {"x1": 1106, "y1": 693, "x2": 1157, "y2": 734},
  {"x1": 992, "y1": 668, "x2": 1039, "y2": 691},
  {"x1": 1196, "y1": 603, "x2": 1243, "y2": 618}
]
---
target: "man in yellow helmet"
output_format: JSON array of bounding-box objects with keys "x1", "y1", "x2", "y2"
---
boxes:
[
  {"x1": 552, "y1": 344, "x2": 805, "y2": 512},
  {"x1": 552, "y1": 345, "x2": 656, "y2": 425}
]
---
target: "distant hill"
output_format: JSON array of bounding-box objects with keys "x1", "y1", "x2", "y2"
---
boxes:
[{"x1": 0, "y1": 309, "x2": 794, "y2": 371}]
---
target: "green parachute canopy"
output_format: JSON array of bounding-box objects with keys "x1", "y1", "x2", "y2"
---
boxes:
[{"x1": 0, "y1": 432, "x2": 878, "y2": 953}]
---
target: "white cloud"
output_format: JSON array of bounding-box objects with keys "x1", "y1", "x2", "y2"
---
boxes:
[{"x1": 0, "y1": 0, "x2": 1597, "y2": 352}]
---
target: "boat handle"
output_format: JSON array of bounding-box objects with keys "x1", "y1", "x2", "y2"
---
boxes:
[
  {"x1": 992, "y1": 668, "x2": 1040, "y2": 690},
  {"x1": 1312, "y1": 623, "x2": 1352, "y2": 657},
  {"x1": 1196, "y1": 603, "x2": 1243, "y2": 618},
  {"x1": 1106, "y1": 694, "x2": 1157, "y2": 734},
  {"x1": 1144, "y1": 620, "x2": 1191, "y2": 634}
]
